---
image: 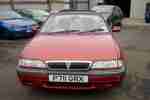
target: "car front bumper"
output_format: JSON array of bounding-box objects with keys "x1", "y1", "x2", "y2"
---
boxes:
[{"x1": 16, "y1": 67, "x2": 126, "y2": 90}]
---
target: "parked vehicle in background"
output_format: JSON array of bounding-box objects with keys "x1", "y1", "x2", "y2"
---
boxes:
[
  {"x1": 17, "y1": 11, "x2": 127, "y2": 90},
  {"x1": 0, "y1": 10, "x2": 38, "y2": 39},
  {"x1": 16, "y1": 9, "x2": 49, "y2": 25},
  {"x1": 92, "y1": 5, "x2": 123, "y2": 32},
  {"x1": 145, "y1": 3, "x2": 150, "y2": 23},
  {"x1": 49, "y1": 10, "x2": 60, "y2": 15}
]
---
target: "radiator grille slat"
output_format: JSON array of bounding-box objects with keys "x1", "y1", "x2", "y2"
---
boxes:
[
  {"x1": 70, "y1": 63, "x2": 90, "y2": 69},
  {"x1": 48, "y1": 63, "x2": 66, "y2": 69}
]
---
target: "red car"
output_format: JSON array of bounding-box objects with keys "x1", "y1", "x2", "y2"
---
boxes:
[{"x1": 16, "y1": 11, "x2": 127, "y2": 90}]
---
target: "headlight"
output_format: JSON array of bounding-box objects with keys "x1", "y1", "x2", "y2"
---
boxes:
[
  {"x1": 18, "y1": 59, "x2": 46, "y2": 68},
  {"x1": 92, "y1": 60, "x2": 124, "y2": 69}
]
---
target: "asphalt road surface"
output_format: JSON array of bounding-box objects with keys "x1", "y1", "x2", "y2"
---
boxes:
[{"x1": 0, "y1": 28, "x2": 150, "y2": 100}]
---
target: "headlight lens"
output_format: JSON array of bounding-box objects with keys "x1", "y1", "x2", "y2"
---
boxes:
[
  {"x1": 18, "y1": 59, "x2": 46, "y2": 68},
  {"x1": 92, "y1": 60, "x2": 124, "y2": 69}
]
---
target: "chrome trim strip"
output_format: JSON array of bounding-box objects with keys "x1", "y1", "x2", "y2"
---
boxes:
[
  {"x1": 46, "y1": 60, "x2": 93, "y2": 70},
  {"x1": 45, "y1": 60, "x2": 92, "y2": 64}
]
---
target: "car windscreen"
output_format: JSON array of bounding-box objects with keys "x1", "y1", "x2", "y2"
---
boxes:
[
  {"x1": 0, "y1": 11, "x2": 23, "y2": 20},
  {"x1": 41, "y1": 14, "x2": 109, "y2": 33},
  {"x1": 101, "y1": 12, "x2": 111, "y2": 20}
]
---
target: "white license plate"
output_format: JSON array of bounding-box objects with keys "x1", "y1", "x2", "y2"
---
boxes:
[{"x1": 49, "y1": 75, "x2": 88, "y2": 83}]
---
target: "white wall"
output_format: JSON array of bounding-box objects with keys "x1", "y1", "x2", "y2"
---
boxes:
[{"x1": 130, "y1": 0, "x2": 150, "y2": 18}]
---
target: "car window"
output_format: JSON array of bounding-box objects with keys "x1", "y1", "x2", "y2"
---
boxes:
[
  {"x1": 101, "y1": 12, "x2": 111, "y2": 20},
  {"x1": 0, "y1": 11, "x2": 23, "y2": 20},
  {"x1": 115, "y1": 7, "x2": 123, "y2": 17},
  {"x1": 118, "y1": 7, "x2": 123, "y2": 17},
  {"x1": 41, "y1": 14, "x2": 109, "y2": 33},
  {"x1": 146, "y1": 3, "x2": 150, "y2": 11},
  {"x1": 107, "y1": 18, "x2": 112, "y2": 26}
]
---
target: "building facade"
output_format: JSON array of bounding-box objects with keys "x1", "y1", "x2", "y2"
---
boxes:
[
  {"x1": 91, "y1": 0, "x2": 150, "y2": 18},
  {"x1": 130, "y1": 0, "x2": 150, "y2": 18},
  {"x1": 0, "y1": 0, "x2": 150, "y2": 18}
]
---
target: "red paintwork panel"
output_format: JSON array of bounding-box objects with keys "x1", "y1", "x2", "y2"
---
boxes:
[
  {"x1": 21, "y1": 33, "x2": 120, "y2": 61},
  {"x1": 17, "y1": 32, "x2": 125, "y2": 90},
  {"x1": 18, "y1": 74, "x2": 123, "y2": 90}
]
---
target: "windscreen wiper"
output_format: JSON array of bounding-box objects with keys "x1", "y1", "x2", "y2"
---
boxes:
[
  {"x1": 83, "y1": 28, "x2": 104, "y2": 32},
  {"x1": 51, "y1": 30, "x2": 81, "y2": 33}
]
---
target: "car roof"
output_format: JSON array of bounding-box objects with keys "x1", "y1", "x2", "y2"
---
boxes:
[
  {"x1": 26, "y1": 9, "x2": 49, "y2": 15},
  {"x1": 0, "y1": 10, "x2": 23, "y2": 19},
  {"x1": 16, "y1": 9, "x2": 49, "y2": 16},
  {"x1": 48, "y1": 10, "x2": 106, "y2": 23},
  {"x1": 59, "y1": 9, "x2": 95, "y2": 12},
  {"x1": 93, "y1": 5, "x2": 115, "y2": 9},
  {"x1": 16, "y1": 9, "x2": 47, "y2": 13},
  {"x1": 0, "y1": 10, "x2": 17, "y2": 13},
  {"x1": 56, "y1": 10, "x2": 101, "y2": 15},
  {"x1": 92, "y1": 5, "x2": 115, "y2": 12}
]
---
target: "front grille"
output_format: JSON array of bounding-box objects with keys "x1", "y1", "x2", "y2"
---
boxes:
[
  {"x1": 47, "y1": 60, "x2": 92, "y2": 70},
  {"x1": 48, "y1": 62, "x2": 66, "y2": 69},
  {"x1": 70, "y1": 63, "x2": 90, "y2": 70},
  {"x1": 49, "y1": 71, "x2": 88, "y2": 75}
]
